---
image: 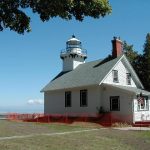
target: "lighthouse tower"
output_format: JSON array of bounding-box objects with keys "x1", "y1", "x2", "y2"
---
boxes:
[{"x1": 60, "y1": 35, "x2": 87, "y2": 72}]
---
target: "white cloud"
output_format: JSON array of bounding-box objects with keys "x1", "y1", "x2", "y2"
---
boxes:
[{"x1": 27, "y1": 99, "x2": 44, "y2": 105}]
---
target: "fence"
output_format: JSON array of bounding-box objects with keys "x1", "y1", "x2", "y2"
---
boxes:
[{"x1": 6, "y1": 112, "x2": 134, "y2": 127}]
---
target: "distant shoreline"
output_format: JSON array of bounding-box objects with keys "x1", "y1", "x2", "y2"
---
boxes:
[{"x1": 0, "y1": 114, "x2": 7, "y2": 119}]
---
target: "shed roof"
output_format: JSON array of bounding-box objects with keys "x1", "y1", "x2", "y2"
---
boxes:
[{"x1": 103, "y1": 83, "x2": 150, "y2": 96}]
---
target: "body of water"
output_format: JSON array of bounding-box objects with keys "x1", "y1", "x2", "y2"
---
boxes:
[{"x1": 0, "y1": 106, "x2": 44, "y2": 114}]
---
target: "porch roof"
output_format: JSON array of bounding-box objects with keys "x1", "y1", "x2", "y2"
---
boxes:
[{"x1": 103, "y1": 84, "x2": 150, "y2": 96}]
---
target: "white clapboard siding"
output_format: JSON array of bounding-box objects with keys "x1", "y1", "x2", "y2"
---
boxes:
[{"x1": 103, "y1": 60, "x2": 136, "y2": 87}]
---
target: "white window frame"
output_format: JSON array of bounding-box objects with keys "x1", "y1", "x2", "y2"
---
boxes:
[
  {"x1": 80, "y1": 89, "x2": 88, "y2": 107},
  {"x1": 65, "y1": 91, "x2": 72, "y2": 107},
  {"x1": 137, "y1": 96, "x2": 149, "y2": 111},
  {"x1": 112, "y1": 70, "x2": 119, "y2": 83},
  {"x1": 126, "y1": 73, "x2": 131, "y2": 85},
  {"x1": 110, "y1": 96, "x2": 120, "y2": 111}
]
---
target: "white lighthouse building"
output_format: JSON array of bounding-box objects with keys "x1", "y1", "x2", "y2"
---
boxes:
[
  {"x1": 42, "y1": 36, "x2": 150, "y2": 125},
  {"x1": 60, "y1": 35, "x2": 87, "y2": 72}
]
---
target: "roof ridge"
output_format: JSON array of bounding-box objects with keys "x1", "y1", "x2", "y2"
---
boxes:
[{"x1": 85, "y1": 59, "x2": 102, "y2": 64}]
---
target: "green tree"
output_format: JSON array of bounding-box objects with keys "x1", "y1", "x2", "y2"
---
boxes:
[
  {"x1": 123, "y1": 41, "x2": 139, "y2": 69},
  {"x1": 123, "y1": 41, "x2": 145, "y2": 88},
  {"x1": 123, "y1": 37, "x2": 150, "y2": 91},
  {"x1": 141, "y1": 33, "x2": 150, "y2": 91},
  {"x1": 0, "y1": 0, "x2": 112, "y2": 34}
]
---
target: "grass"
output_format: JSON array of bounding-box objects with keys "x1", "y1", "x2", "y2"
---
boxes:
[
  {"x1": 0, "y1": 120, "x2": 94, "y2": 137},
  {"x1": 0, "y1": 120, "x2": 150, "y2": 150}
]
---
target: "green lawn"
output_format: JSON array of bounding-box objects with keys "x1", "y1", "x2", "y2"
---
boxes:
[{"x1": 0, "y1": 120, "x2": 150, "y2": 150}]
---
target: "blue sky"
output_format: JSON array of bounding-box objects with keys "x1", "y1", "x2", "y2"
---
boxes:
[{"x1": 0, "y1": 0, "x2": 150, "y2": 113}]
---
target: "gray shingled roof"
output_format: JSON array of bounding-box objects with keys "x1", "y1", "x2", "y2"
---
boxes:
[
  {"x1": 103, "y1": 84, "x2": 150, "y2": 96},
  {"x1": 41, "y1": 56, "x2": 122, "y2": 92}
]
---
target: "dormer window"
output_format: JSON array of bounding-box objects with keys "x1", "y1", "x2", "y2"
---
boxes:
[
  {"x1": 113, "y1": 70, "x2": 119, "y2": 83},
  {"x1": 126, "y1": 73, "x2": 131, "y2": 85}
]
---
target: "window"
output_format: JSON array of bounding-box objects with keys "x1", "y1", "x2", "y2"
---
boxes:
[
  {"x1": 65, "y1": 91, "x2": 71, "y2": 107},
  {"x1": 110, "y1": 96, "x2": 120, "y2": 111},
  {"x1": 80, "y1": 90, "x2": 88, "y2": 107},
  {"x1": 112, "y1": 70, "x2": 119, "y2": 83},
  {"x1": 126, "y1": 73, "x2": 131, "y2": 85},
  {"x1": 137, "y1": 96, "x2": 149, "y2": 111}
]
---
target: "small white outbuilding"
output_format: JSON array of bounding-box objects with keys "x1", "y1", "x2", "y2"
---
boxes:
[{"x1": 41, "y1": 36, "x2": 150, "y2": 124}]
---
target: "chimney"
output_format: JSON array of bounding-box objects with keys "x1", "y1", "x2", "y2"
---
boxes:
[{"x1": 112, "y1": 36, "x2": 123, "y2": 58}]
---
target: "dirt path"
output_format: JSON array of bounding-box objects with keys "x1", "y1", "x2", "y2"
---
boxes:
[
  {"x1": 113, "y1": 127, "x2": 150, "y2": 131},
  {"x1": 0, "y1": 128, "x2": 100, "y2": 141}
]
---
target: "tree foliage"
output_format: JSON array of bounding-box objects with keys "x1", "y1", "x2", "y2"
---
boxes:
[
  {"x1": 0, "y1": 0, "x2": 112, "y2": 34},
  {"x1": 123, "y1": 34, "x2": 150, "y2": 91},
  {"x1": 123, "y1": 41, "x2": 142, "y2": 79},
  {"x1": 141, "y1": 33, "x2": 150, "y2": 91},
  {"x1": 123, "y1": 41, "x2": 138, "y2": 66}
]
